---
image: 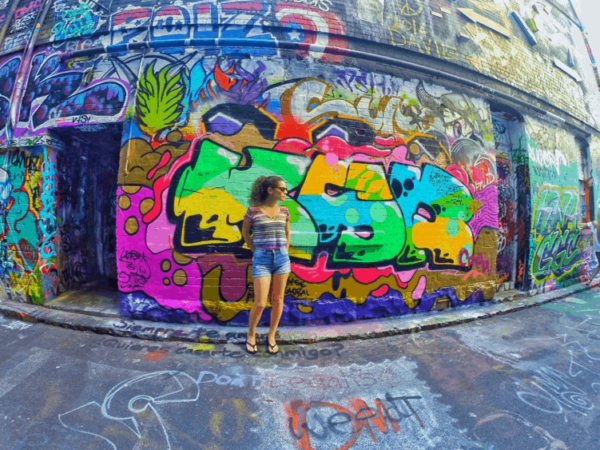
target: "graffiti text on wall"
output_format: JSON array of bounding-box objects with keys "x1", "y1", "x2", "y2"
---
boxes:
[
  {"x1": 109, "y1": 1, "x2": 347, "y2": 62},
  {"x1": 50, "y1": 0, "x2": 105, "y2": 42},
  {"x1": 531, "y1": 185, "x2": 584, "y2": 283}
]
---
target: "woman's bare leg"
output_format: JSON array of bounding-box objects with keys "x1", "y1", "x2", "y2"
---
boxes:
[
  {"x1": 268, "y1": 273, "x2": 289, "y2": 352},
  {"x1": 248, "y1": 276, "x2": 271, "y2": 352}
]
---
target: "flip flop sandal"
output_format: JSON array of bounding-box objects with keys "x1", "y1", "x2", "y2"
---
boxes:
[
  {"x1": 245, "y1": 340, "x2": 258, "y2": 354},
  {"x1": 267, "y1": 340, "x2": 279, "y2": 355}
]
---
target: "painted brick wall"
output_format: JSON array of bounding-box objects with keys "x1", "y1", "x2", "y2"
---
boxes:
[
  {"x1": 0, "y1": 0, "x2": 12, "y2": 32},
  {"x1": 0, "y1": 146, "x2": 59, "y2": 303},
  {"x1": 523, "y1": 114, "x2": 589, "y2": 294},
  {"x1": 20, "y1": 0, "x2": 600, "y2": 128},
  {"x1": 0, "y1": 0, "x2": 597, "y2": 325},
  {"x1": 2, "y1": 1, "x2": 600, "y2": 144},
  {"x1": 1, "y1": 0, "x2": 43, "y2": 53}
]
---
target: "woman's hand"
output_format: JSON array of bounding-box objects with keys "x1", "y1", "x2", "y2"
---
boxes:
[{"x1": 242, "y1": 220, "x2": 253, "y2": 252}]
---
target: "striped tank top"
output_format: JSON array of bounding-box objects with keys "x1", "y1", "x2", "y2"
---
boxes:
[{"x1": 244, "y1": 206, "x2": 289, "y2": 249}]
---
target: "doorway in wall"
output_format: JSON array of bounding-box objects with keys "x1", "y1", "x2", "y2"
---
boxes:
[
  {"x1": 47, "y1": 123, "x2": 122, "y2": 312},
  {"x1": 491, "y1": 106, "x2": 530, "y2": 292}
]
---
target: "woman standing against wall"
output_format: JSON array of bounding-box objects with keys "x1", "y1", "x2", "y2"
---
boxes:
[{"x1": 242, "y1": 176, "x2": 291, "y2": 354}]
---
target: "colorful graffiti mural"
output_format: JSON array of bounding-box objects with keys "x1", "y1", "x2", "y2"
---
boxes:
[
  {"x1": 492, "y1": 110, "x2": 531, "y2": 290},
  {"x1": 112, "y1": 52, "x2": 499, "y2": 324},
  {"x1": 1, "y1": 0, "x2": 43, "y2": 53},
  {"x1": 107, "y1": 0, "x2": 346, "y2": 61},
  {"x1": 0, "y1": 0, "x2": 597, "y2": 327},
  {"x1": 50, "y1": 0, "x2": 104, "y2": 42},
  {"x1": 0, "y1": 56, "x2": 21, "y2": 140},
  {"x1": 531, "y1": 185, "x2": 584, "y2": 284},
  {"x1": 16, "y1": 51, "x2": 129, "y2": 134},
  {"x1": 526, "y1": 118, "x2": 589, "y2": 292},
  {"x1": 0, "y1": 147, "x2": 59, "y2": 303},
  {"x1": 0, "y1": 0, "x2": 596, "y2": 144},
  {"x1": 493, "y1": 113, "x2": 518, "y2": 286}
]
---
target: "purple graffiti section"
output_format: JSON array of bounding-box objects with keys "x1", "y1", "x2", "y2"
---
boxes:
[
  {"x1": 0, "y1": 56, "x2": 20, "y2": 134},
  {"x1": 470, "y1": 184, "x2": 499, "y2": 240},
  {"x1": 18, "y1": 52, "x2": 128, "y2": 132},
  {"x1": 34, "y1": 81, "x2": 127, "y2": 128}
]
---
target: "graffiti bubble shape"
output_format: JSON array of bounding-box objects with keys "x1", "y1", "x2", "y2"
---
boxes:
[
  {"x1": 297, "y1": 154, "x2": 406, "y2": 265},
  {"x1": 389, "y1": 163, "x2": 475, "y2": 267},
  {"x1": 17, "y1": 52, "x2": 128, "y2": 132}
]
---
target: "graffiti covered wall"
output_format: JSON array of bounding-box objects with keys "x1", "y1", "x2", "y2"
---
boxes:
[
  {"x1": 0, "y1": 146, "x2": 59, "y2": 303},
  {"x1": 114, "y1": 52, "x2": 499, "y2": 324},
  {"x1": 26, "y1": 0, "x2": 600, "y2": 128},
  {"x1": 1, "y1": 0, "x2": 44, "y2": 53},
  {"x1": 524, "y1": 116, "x2": 590, "y2": 293},
  {"x1": 0, "y1": 0, "x2": 597, "y2": 149},
  {"x1": 0, "y1": 0, "x2": 598, "y2": 325},
  {"x1": 491, "y1": 110, "x2": 532, "y2": 292}
]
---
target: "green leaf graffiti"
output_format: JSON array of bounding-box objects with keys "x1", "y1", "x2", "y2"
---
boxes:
[{"x1": 137, "y1": 61, "x2": 189, "y2": 137}]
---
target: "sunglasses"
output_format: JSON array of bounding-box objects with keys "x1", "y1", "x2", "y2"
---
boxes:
[{"x1": 274, "y1": 186, "x2": 288, "y2": 193}]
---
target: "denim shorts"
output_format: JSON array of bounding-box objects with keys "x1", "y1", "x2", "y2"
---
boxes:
[{"x1": 252, "y1": 247, "x2": 291, "y2": 279}]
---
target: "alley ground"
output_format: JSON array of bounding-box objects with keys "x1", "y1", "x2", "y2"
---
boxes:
[{"x1": 2, "y1": 288, "x2": 600, "y2": 449}]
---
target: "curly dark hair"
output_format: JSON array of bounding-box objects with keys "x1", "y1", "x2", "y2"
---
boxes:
[{"x1": 249, "y1": 175, "x2": 284, "y2": 206}]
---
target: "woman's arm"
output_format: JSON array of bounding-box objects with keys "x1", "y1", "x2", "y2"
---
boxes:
[
  {"x1": 242, "y1": 221, "x2": 254, "y2": 251},
  {"x1": 285, "y1": 219, "x2": 291, "y2": 250}
]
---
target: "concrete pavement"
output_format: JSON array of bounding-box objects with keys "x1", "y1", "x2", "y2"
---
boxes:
[{"x1": 2, "y1": 285, "x2": 600, "y2": 449}]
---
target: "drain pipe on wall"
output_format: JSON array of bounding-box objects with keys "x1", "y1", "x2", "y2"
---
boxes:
[
  {"x1": 58, "y1": 37, "x2": 600, "y2": 139},
  {"x1": 567, "y1": 0, "x2": 600, "y2": 92},
  {"x1": 0, "y1": 0, "x2": 22, "y2": 49},
  {"x1": 7, "y1": 0, "x2": 54, "y2": 142}
]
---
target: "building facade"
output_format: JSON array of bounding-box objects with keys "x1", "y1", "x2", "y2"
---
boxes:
[{"x1": 1, "y1": 0, "x2": 600, "y2": 325}]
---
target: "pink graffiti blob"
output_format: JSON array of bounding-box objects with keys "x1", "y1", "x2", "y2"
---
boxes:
[
  {"x1": 446, "y1": 164, "x2": 476, "y2": 195},
  {"x1": 370, "y1": 285, "x2": 389, "y2": 297},
  {"x1": 292, "y1": 254, "x2": 417, "y2": 292},
  {"x1": 325, "y1": 152, "x2": 339, "y2": 166},
  {"x1": 197, "y1": 254, "x2": 251, "y2": 302},
  {"x1": 291, "y1": 253, "x2": 349, "y2": 283},
  {"x1": 350, "y1": 143, "x2": 414, "y2": 168},
  {"x1": 411, "y1": 276, "x2": 427, "y2": 300},
  {"x1": 145, "y1": 190, "x2": 176, "y2": 254},
  {"x1": 144, "y1": 135, "x2": 197, "y2": 224},
  {"x1": 117, "y1": 187, "x2": 208, "y2": 319},
  {"x1": 353, "y1": 267, "x2": 415, "y2": 289},
  {"x1": 374, "y1": 135, "x2": 399, "y2": 147},
  {"x1": 470, "y1": 184, "x2": 499, "y2": 239},
  {"x1": 273, "y1": 137, "x2": 312, "y2": 155},
  {"x1": 314, "y1": 136, "x2": 390, "y2": 159},
  {"x1": 273, "y1": 137, "x2": 416, "y2": 175}
]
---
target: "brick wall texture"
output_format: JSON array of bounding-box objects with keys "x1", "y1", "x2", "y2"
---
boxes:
[{"x1": 0, "y1": 0, "x2": 599, "y2": 325}]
